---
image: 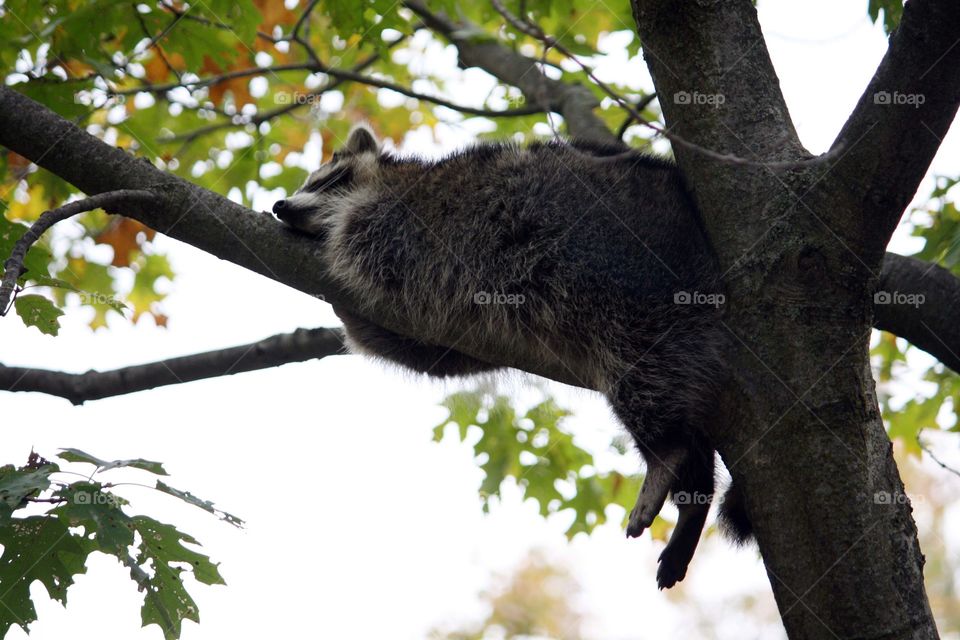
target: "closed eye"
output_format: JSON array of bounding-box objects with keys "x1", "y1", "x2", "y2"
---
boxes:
[{"x1": 304, "y1": 166, "x2": 353, "y2": 193}]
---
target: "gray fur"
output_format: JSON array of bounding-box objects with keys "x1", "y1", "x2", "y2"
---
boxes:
[{"x1": 273, "y1": 125, "x2": 747, "y2": 586}]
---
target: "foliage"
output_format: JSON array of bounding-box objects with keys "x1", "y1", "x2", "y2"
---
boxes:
[
  {"x1": 433, "y1": 391, "x2": 656, "y2": 539},
  {"x1": 0, "y1": 449, "x2": 241, "y2": 639},
  {"x1": 868, "y1": 0, "x2": 904, "y2": 34}
]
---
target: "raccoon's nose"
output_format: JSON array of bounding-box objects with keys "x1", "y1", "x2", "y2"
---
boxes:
[{"x1": 272, "y1": 199, "x2": 290, "y2": 220}]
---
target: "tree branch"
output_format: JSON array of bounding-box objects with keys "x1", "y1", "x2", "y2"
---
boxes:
[
  {"x1": 0, "y1": 327, "x2": 345, "y2": 405},
  {"x1": 115, "y1": 63, "x2": 542, "y2": 118},
  {"x1": 404, "y1": 0, "x2": 618, "y2": 144},
  {"x1": 0, "y1": 190, "x2": 156, "y2": 315},
  {"x1": 876, "y1": 252, "x2": 960, "y2": 373},
  {"x1": 830, "y1": 0, "x2": 960, "y2": 253}
]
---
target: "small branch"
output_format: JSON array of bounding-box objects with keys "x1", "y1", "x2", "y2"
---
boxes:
[
  {"x1": 157, "y1": 0, "x2": 277, "y2": 44},
  {"x1": 617, "y1": 92, "x2": 658, "y2": 139},
  {"x1": 0, "y1": 190, "x2": 156, "y2": 316},
  {"x1": 289, "y1": 0, "x2": 321, "y2": 41},
  {"x1": 916, "y1": 429, "x2": 960, "y2": 479},
  {"x1": 405, "y1": 0, "x2": 617, "y2": 144},
  {"x1": 875, "y1": 252, "x2": 960, "y2": 375},
  {"x1": 117, "y1": 62, "x2": 542, "y2": 118},
  {"x1": 492, "y1": 0, "x2": 836, "y2": 169},
  {"x1": 0, "y1": 327, "x2": 346, "y2": 405},
  {"x1": 160, "y1": 43, "x2": 395, "y2": 144}
]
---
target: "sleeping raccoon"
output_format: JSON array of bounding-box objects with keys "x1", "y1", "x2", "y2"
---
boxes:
[{"x1": 273, "y1": 124, "x2": 746, "y2": 589}]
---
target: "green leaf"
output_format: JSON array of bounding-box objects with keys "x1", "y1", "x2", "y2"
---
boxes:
[
  {"x1": 868, "y1": 0, "x2": 903, "y2": 34},
  {"x1": 434, "y1": 391, "x2": 484, "y2": 441},
  {"x1": 14, "y1": 294, "x2": 64, "y2": 336},
  {"x1": 155, "y1": 481, "x2": 244, "y2": 528},
  {"x1": 58, "y1": 448, "x2": 169, "y2": 475},
  {"x1": 53, "y1": 482, "x2": 134, "y2": 556},
  {"x1": 132, "y1": 516, "x2": 225, "y2": 640},
  {"x1": 0, "y1": 462, "x2": 58, "y2": 524},
  {"x1": 0, "y1": 517, "x2": 89, "y2": 638},
  {"x1": 0, "y1": 214, "x2": 53, "y2": 283}
]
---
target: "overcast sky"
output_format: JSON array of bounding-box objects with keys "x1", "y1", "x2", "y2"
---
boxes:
[{"x1": 3, "y1": 1, "x2": 960, "y2": 639}]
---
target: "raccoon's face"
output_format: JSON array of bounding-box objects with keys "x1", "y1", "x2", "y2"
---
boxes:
[{"x1": 273, "y1": 125, "x2": 381, "y2": 235}]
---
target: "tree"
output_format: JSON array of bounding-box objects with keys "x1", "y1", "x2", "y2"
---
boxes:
[{"x1": 1, "y1": 0, "x2": 959, "y2": 638}]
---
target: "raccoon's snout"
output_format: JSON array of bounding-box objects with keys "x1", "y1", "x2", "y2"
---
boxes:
[{"x1": 272, "y1": 199, "x2": 292, "y2": 220}]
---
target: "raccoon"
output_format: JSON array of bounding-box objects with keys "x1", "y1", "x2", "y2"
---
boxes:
[{"x1": 273, "y1": 124, "x2": 748, "y2": 588}]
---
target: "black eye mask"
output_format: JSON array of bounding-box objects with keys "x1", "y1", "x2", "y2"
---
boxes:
[{"x1": 303, "y1": 166, "x2": 354, "y2": 194}]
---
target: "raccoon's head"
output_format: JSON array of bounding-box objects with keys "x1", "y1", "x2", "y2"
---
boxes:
[{"x1": 273, "y1": 124, "x2": 381, "y2": 235}]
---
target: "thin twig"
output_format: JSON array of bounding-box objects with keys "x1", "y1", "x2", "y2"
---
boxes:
[
  {"x1": 917, "y1": 429, "x2": 960, "y2": 479},
  {"x1": 490, "y1": 0, "x2": 841, "y2": 169},
  {"x1": 157, "y1": 0, "x2": 277, "y2": 43},
  {"x1": 0, "y1": 190, "x2": 156, "y2": 316},
  {"x1": 618, "y1": 92, "x2": 658, "y2": 140}
]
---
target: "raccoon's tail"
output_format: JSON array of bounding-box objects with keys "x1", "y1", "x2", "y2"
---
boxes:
[{"x1": 718, "y1": 481, "x2": 754, "y2": 545}]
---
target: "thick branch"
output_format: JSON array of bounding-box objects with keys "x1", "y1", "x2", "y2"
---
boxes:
[
  {"x1": 831, "y1": 0, "x2": 960, "y2": 253},
  {"x1": 876, "y1": 253, "x2": 960, "y2": 373},
  {"x1": 0, "y1": 190, "x2": 156, "y2": 315},
  {"x1": 0, "y1": 86, "x2": 583, "y2": 388},
  {"x1": 0, "y1": 327, "x2": 345, "y2": 405},
  {"x1": 404, "y1": 0, "x2": 617, "y2": 144}
]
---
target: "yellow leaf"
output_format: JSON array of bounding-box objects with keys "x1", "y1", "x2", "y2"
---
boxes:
[{"x1": 7, "y1": 184, "x2": 46, "y2": 222}]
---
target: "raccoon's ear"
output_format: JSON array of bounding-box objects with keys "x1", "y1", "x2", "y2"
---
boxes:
[{"x1": 344, "y1": 124, "x2": 379, "y2": 155}]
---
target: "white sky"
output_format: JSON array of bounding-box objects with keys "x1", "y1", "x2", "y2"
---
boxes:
[{"x1": 3, "y1": 1, "x2": 960, "y2": 639}]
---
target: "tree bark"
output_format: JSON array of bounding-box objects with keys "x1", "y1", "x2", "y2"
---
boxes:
[{"x1": 630, "y1": 0, "x2": 955, "y2": 637}]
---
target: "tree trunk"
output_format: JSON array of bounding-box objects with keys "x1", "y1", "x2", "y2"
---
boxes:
[{"x1": 630, "y1": 0, "x2": 959, "y2": 636}]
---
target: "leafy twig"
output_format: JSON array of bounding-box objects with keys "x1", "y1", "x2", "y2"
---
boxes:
[{"x1": 0, "y1": 189, "x2": 156, "y2": 316}]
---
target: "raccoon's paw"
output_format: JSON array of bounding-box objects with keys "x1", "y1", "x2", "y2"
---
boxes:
[
  {"x1": 626, "y1": 494, "x2": 663, "y2": 538},
  {"x1": 626, "y1": 448, "x2": 687, "y2": 538},
  {"x1": 656, "y1": 547, "x2": 689, "y2": 590}
]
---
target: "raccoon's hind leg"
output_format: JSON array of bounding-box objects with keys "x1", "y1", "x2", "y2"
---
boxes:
[
  {"x1": 654, "y1": 436, "x2": 714, "y2": 589},
  {"x1": 610, "y1": 381, "x2": 716, "y2": 589},
  {"x1": 334, "y1": 306, "x2": 498, "y2": 377}
]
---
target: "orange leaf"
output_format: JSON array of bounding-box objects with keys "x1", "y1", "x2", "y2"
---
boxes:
[
  {"x1": 202, "y1": 52, "x2": 256, "y2": 108},
  {"x1": 95, "y1": 218, "x2": 155, "y2": 268},
  {"x1": 254, "y1": 0, "x2": 298, "y2": 33},
  {"x1": 61, "y1": 59, "x2": 94, "y2": 78},
  {"x1": 143, "y1": 50, "x2": 171, "y2": 83}
]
